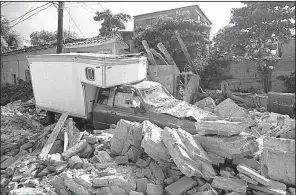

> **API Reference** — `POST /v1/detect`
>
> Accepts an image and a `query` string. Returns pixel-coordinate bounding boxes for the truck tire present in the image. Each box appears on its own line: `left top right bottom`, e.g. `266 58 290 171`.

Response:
45 111 55 125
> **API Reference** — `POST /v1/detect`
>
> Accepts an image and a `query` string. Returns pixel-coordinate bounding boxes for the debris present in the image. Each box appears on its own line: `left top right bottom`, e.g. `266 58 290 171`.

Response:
248 180 286 195
183 74 200 104
238 172 259 185
157 42 180 73
237 164 270 185
68 155 83 169
165 176 197 195
214 98 248 118
207 152 225 166
232 157 260 171
211 176 248 193
146 183 163 195
194 97 216 112
135 178 148 193
62 140 87 160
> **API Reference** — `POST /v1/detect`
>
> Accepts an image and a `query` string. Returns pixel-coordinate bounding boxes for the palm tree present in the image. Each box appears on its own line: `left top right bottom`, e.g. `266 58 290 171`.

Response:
93 9 131 36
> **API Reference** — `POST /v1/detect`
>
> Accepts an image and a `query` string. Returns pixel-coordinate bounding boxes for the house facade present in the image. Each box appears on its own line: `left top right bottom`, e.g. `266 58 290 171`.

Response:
1 36 128 85
133 4 212 29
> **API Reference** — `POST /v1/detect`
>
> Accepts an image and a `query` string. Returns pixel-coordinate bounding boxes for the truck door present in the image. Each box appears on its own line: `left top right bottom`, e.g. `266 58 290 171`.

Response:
108 88 149 125
92 87 112 129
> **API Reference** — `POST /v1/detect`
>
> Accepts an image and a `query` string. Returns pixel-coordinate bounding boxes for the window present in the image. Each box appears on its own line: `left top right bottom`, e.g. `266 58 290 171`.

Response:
85 67 95 81
114 90 143 110
97 88 110 105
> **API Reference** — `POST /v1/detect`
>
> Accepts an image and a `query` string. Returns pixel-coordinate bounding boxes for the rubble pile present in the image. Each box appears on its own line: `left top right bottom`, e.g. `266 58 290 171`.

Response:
0 99 295 195
1 80 33 106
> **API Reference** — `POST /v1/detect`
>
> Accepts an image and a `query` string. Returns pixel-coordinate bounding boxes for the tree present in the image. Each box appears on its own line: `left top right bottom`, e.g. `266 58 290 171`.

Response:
93 9 131 36
212 2 295 92
30 30 79 46
1 15 23 52
133 11 211 73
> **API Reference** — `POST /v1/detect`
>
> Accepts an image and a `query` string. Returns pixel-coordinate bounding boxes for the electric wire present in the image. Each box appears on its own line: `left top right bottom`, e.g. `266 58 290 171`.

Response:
15 2 38 25
64 6 85 38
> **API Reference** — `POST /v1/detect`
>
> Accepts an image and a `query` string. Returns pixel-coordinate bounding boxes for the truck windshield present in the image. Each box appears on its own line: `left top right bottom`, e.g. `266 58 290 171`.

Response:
140 86 173 107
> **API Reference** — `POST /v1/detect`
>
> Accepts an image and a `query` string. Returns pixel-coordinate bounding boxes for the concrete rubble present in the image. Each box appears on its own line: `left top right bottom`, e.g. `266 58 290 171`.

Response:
1 99 295 195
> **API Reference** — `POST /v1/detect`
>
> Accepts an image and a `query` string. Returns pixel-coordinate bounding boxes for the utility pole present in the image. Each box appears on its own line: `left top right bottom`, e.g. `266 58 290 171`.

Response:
56 1 64 53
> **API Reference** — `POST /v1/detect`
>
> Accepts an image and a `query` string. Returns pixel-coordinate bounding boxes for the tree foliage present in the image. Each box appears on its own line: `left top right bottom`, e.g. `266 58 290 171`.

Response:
30 30 79 46
133 11 211 73
277 72 295 93
1 15 23 52
94 9 131 36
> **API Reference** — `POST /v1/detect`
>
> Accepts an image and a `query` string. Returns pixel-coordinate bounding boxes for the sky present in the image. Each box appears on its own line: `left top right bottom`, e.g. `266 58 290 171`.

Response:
1 1 244 43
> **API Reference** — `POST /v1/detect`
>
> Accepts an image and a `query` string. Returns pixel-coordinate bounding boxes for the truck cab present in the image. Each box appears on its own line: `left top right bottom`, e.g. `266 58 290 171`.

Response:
92 81 198 134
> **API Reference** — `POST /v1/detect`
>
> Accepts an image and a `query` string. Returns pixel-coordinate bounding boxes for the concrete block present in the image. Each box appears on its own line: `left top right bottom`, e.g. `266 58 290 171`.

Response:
141 120 170 162
130 191 144 195
92 177 109 187
136 158 150 167
78 143 94 158
194 97 216 112
232 157 260 171
110 185 125 195
195 120 246 136
126 146 142 162
207 152 225 166
194 133 259 159
214 98 248 118
238 172 258 185
135 178 148 193
248 180 286 195
146 183 163 195
95 151 111 163
211 176 248 193
149 161 165 184
95 162 117 170
63 174 90 195
115 155 129 165
162 127 215 180
165 176 197 195
73 174 92 189
197 183 218 195
237 164 271 185
108 176 136 193
68 155 83 169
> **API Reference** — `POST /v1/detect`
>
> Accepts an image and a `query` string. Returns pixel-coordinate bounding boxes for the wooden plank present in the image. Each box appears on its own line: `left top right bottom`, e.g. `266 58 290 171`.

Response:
64 131 69 152
175 31 197 74
67 118 74 148
157 42 180 74
150 48 169 65
39 113 68 160
183 74 200 104
142 40 157 65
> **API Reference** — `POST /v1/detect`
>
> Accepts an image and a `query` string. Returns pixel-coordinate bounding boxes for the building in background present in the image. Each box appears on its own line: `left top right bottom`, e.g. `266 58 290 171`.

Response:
133 4 212 29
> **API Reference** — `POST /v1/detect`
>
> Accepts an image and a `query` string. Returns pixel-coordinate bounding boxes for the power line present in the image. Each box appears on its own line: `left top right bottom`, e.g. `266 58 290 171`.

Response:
15 2 37 25
1 2 11 7
79 2 96 14
10 3 51 23
98 2 105 11
11 3 53 28
83 2 97 12
64 6 85 38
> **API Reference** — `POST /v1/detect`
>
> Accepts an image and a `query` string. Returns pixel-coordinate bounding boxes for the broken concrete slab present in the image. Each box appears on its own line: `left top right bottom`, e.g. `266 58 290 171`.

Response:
68 155 83 169
238 172 258 185
130 191 144 195
165 176 197 195
232 157 260 171
136 158 150 168
162 127 216 180
211 176 248 193
214 98 248 118
135 178 148 193
194 97 216 112
94 151 111 163
73 174 92 189
141 120 170 162
146 183 163 195
8 187 45 195
195 120 247 136
288 188 295 195
194 133 259 159
95 162 117 170
115 156 129 165
149 161 165 184
261 137 295 185
207 152 225 166
237 164 271 185
62 140 87 160
126 146 142 162
62 173 90 195
197 183 218 195
248 180 286 195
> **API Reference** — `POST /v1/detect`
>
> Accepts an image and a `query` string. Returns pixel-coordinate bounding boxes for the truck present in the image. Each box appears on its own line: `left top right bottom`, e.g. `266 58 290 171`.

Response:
27 53 214 134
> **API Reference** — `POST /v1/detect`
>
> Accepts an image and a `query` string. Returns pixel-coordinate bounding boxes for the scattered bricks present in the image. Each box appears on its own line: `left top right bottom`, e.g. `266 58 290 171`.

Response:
108 176 137 193
95 162 117 170
62 140 87 160
207 152 225 166
237 164 271 185
149 161 165 184
232 157 260 171
162 127 215 180
195 120 246 136
83 134 99 144
261 137 295 185
165 176 197 195
111 185 126 194
141 121 170 162
214 98 248 118
115 156 129 165
238 172 258 185
197 183 218 195
136 158 150 167
92 177 109 187
211 176 248 193
194 133 259 159
63 173 90 195
146 183 163 195
95 151 111 163
194 97 216 112
78 143 94 158
289 188 295 195
142 168 152 179
248 180 286 195
130 191 144 195
50 176 69 195
68 155 83 169
73 174 92 189
135 178 148 193
126 146 142 162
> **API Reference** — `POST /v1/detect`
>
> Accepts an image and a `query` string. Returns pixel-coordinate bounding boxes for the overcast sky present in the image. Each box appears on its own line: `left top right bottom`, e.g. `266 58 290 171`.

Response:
2 1 243 42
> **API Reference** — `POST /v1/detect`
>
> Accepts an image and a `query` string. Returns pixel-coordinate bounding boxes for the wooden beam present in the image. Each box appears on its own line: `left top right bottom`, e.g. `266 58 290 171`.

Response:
183 74 200 104
150 48 169 65
142 40 157 65
67 118 74 148
157 42 180 74
175 31 197 74
39 113 68 160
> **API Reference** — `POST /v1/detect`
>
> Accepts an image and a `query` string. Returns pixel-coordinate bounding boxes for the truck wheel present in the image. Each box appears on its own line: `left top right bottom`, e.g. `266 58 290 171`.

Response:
45 111 56 125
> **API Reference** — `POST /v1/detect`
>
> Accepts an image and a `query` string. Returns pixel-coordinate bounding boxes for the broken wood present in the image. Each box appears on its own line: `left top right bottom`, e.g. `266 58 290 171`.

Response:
157 42 180 73
39 113 68 160
62 140 87 160
183 74 200 104
150 48 169 65
67 118 75 148
221 81 253 106
142 40 157 65
175 31 197 74
64 131 69 152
